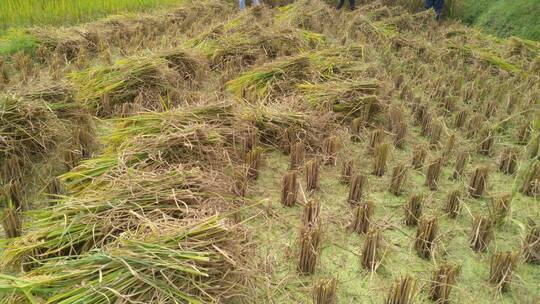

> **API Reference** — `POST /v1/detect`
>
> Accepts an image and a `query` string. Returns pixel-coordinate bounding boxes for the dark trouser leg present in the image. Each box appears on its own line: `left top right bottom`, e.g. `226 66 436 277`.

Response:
425 0 434 9
434 0 444 17
337 0 345 9
349 0 356 10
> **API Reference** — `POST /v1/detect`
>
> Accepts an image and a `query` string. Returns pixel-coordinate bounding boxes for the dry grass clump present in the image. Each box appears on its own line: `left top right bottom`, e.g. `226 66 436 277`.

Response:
372 143 390 176
389 163 408 196
489 251 519 292
442 134 456 161
428 264 461 304
246 148 262 180
404 194 423 226
469 167 489 198
523 225 540 264
361 229 383 272
1 207 21 239
351 117 364 140
306 158 321 191
322 136 341 166
466 114 485 139
352 201 374 234
290 141 305 169
415 216 438 259
384 275 416 304
470 216 494 252
498 147 518 174
313 277 338 304
490 194 512 224
0 217 252 303
454 108 469 129
348 174 367 204
368 129 385 153
444 190 461 219
298 221 322 275
477 126 495 156
303 200 321 227
411 146 427 170
429 119 444 148
281 170 299 207
340 159 355 184
425 157 444 191
516 122 532 145
452 150 469 179
233 166 249 198
521 162 540 197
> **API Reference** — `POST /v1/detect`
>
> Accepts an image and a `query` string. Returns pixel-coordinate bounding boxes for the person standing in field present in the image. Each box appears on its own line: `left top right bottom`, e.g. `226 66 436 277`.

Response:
425 0 444 20
336 0 356 11
240 0 260 10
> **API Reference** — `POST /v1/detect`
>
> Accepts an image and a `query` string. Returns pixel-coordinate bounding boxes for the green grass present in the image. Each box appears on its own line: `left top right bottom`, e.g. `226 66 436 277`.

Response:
450 0 540 40
0 0 188 32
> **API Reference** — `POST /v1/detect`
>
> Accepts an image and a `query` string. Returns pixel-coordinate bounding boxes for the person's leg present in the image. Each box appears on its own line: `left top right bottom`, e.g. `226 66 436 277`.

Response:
336 0 345 10
425 0 434 10
434 0 444 19
349 0 356 10
239 0 246 10
252 0 260 7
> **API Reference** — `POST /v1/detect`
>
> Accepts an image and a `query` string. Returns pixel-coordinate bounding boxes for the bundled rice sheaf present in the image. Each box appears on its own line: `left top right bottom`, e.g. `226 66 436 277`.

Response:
61 104 238 193
0 96 66 185
69 49 203 115
275 0 334 33
188 22 326 71
239 101 334 150
298 78 380 120
226 47 364 101
0 216 252 304
2 166 235 268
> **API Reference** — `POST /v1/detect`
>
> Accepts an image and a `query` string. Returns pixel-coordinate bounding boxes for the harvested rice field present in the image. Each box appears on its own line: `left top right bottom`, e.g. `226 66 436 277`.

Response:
0 0 539 303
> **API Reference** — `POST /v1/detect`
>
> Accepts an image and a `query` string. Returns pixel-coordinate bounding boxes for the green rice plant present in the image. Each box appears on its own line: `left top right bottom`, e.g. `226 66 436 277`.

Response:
0 29 38 56
0 216 249 303
1 166 233 268
0 0 190 30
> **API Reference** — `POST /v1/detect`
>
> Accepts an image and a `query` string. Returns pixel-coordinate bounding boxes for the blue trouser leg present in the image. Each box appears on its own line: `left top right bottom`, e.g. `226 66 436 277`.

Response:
239 0 246 10
425 0 434 9
349 0 355 10
434 0 444 16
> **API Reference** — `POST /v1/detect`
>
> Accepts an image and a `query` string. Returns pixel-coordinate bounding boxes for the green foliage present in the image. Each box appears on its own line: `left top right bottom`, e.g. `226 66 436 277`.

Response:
450 0 540 40
0 0 189 30
0 30 37 56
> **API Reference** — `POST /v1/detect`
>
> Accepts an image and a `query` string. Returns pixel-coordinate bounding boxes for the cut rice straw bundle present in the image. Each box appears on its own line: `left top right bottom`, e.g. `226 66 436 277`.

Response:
0 216 251 303
2 166 234 267
313 277 337 304
384 275 416 304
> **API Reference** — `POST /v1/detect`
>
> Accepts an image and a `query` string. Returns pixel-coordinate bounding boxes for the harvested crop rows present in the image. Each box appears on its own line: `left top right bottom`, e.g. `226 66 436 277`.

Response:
0 0 539 303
